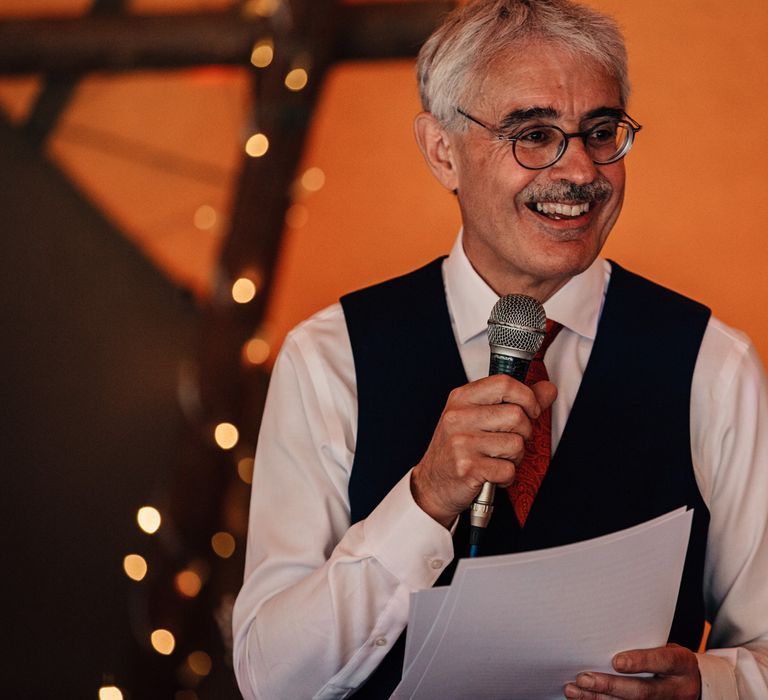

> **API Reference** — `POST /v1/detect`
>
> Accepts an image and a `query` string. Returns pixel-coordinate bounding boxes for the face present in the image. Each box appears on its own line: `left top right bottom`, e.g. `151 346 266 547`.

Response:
443 43 626 299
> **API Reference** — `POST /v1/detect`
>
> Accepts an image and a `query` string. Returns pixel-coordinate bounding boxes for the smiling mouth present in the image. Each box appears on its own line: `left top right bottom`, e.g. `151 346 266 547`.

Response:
527 201 591 220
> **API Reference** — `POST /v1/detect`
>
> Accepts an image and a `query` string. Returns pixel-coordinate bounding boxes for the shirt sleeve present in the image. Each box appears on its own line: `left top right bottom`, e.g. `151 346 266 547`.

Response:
232 306 454 700
691 320 768 699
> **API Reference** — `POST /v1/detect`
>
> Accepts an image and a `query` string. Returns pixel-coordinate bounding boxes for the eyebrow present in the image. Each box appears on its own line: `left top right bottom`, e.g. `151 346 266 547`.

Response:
498 105 625 130
499 107 558 130
583 106 625 121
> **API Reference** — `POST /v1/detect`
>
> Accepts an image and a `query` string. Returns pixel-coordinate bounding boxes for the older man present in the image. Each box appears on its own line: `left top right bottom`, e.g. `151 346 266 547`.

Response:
233 1 768 698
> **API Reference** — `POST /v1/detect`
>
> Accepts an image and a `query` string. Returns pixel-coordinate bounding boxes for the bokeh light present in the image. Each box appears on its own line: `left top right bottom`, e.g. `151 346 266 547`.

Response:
242 0 280 17
211 531 236 559
137 506 161 534
232 277 257 304
214 422 239 450
237 456 255 483
285 203 309 228
175 569 203 598
242 337 271 366
123 554 148 581
250 40 274 68
301 167 326 192
150 629 176 656
187 650 213 677
245 133 269 157
99 686 123 700
285 68 308 91
193 205 217 230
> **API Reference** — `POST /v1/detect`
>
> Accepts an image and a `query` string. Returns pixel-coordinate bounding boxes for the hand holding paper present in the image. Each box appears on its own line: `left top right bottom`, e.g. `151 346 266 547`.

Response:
564 643 701 699
393 508 694 700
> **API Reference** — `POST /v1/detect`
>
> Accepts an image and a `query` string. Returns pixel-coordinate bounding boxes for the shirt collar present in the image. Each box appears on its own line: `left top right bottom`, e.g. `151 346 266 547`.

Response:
443 230 609 345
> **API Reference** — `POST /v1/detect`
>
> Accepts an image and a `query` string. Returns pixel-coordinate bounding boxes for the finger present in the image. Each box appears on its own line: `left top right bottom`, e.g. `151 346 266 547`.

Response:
456 432 526 478
563 645 701 699
442 401 531 433
531 379 558 411
456 375 542 418
565 671 650 699
476 430 527 461
463 402 535 439
437 409 531 457
613 644 697 676
564 680 619 700
472 454 518 488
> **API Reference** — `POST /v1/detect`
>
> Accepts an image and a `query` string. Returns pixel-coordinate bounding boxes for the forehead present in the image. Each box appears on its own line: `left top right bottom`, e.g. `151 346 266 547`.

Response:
474 42 622 121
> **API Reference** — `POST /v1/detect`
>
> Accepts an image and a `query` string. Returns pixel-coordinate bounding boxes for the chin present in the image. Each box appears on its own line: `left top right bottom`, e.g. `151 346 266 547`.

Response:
535 237 603 277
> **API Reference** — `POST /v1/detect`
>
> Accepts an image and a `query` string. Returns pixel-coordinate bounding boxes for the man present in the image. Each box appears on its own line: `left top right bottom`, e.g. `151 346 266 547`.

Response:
233 1 768 698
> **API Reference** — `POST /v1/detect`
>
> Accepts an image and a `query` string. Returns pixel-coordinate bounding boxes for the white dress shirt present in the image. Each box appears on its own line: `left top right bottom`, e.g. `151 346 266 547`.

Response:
233 234 768 700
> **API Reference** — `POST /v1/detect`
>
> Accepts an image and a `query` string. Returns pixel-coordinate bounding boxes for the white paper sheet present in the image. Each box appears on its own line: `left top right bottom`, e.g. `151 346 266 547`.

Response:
393 508 693 699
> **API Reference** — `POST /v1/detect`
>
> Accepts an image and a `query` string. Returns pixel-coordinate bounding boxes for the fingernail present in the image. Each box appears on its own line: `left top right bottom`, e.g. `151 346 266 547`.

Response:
563 684 582 698
613 654 629 671
576 672 595 688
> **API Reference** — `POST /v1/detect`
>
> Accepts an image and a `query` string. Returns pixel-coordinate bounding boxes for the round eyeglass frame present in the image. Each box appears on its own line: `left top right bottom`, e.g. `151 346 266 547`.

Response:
455 107 643 171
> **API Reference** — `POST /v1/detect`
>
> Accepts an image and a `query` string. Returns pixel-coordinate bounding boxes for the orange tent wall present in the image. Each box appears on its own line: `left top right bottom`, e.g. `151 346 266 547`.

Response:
267 0 768 366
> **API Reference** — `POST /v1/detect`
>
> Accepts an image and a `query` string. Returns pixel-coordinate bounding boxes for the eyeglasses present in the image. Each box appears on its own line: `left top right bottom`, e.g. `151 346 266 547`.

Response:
455 107 642 170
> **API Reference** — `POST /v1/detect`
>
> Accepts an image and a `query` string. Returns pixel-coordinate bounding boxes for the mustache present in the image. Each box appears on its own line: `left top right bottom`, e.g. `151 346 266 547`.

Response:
522 178 613 204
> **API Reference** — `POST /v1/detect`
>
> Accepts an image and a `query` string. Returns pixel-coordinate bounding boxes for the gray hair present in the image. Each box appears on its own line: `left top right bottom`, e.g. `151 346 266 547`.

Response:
417 0 630 129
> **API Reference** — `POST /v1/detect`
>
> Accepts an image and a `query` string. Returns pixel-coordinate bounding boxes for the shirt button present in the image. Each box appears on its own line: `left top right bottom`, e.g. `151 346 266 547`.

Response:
374 638 387 647
430 559 444 570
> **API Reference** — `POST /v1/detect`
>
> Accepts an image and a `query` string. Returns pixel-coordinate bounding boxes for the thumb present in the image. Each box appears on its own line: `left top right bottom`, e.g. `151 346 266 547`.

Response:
531 380 557 412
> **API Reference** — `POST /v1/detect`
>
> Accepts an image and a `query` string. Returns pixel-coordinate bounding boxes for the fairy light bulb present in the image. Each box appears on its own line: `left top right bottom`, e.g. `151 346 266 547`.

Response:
245 133 269 157
137 506 161 534
214 422 239 450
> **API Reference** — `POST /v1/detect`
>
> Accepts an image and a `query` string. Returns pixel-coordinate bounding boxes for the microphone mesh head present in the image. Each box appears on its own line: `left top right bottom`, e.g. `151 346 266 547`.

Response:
487 294 547 355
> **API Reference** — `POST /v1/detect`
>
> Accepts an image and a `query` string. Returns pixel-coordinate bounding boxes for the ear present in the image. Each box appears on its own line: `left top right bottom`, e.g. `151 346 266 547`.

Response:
413 111 460 192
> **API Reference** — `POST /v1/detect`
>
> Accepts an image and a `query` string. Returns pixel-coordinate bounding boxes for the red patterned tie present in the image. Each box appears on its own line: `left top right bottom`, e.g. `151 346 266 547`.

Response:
506 319 563 526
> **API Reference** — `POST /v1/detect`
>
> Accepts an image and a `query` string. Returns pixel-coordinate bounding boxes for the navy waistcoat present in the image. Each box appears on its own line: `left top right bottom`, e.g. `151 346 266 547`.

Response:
340 258 711 698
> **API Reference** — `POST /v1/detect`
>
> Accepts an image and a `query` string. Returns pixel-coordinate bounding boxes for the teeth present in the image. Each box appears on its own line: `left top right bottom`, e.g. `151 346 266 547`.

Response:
535 201 590 217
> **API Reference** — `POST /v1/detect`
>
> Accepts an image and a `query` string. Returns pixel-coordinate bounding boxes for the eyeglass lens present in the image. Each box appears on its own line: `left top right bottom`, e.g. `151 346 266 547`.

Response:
513 121 632 169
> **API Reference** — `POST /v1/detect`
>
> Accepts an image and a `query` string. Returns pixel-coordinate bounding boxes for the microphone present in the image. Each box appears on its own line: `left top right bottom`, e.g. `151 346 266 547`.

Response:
468 294 547 557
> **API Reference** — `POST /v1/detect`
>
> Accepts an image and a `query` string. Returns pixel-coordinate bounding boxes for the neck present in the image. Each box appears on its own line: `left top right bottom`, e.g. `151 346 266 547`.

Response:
467 256 572 302
495 275 571 303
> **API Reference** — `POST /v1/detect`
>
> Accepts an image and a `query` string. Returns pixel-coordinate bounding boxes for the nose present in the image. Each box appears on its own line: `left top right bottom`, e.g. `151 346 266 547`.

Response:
549 136 599 185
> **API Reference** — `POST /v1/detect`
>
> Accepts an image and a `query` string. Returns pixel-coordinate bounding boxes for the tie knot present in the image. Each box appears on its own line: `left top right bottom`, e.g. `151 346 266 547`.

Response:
535 319 563 360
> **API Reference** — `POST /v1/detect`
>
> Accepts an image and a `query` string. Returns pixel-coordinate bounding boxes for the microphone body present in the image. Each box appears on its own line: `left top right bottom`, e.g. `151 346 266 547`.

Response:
468 294 546 553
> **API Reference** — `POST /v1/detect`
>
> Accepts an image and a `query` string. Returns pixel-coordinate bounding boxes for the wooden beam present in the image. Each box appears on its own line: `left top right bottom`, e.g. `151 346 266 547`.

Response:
0 3 455 75
23 0 130 146
335 1 454 61
0 12 269 75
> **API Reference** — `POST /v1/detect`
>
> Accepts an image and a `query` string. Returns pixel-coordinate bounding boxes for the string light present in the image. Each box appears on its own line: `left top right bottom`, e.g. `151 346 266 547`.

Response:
137 506 161 534
193 205 217 230
250 39 274 69
211 531 236 559
242 337 271 366
151 629 176 656
245 133 269 158
99 686 123 700
285 68 309 92
232 278 257 304
301 166 326 192
237 456 255 483
242 0 280 17
187 651 213 677
214 422 239 450
285 203 309 228
175 569 203 598
123 554 148 581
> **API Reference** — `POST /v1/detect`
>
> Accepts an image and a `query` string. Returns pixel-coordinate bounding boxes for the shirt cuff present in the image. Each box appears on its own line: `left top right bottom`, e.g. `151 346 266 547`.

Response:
362 469 454 590
696 651 738 700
